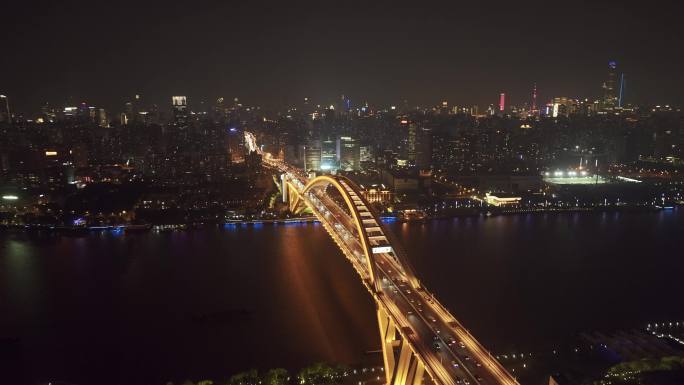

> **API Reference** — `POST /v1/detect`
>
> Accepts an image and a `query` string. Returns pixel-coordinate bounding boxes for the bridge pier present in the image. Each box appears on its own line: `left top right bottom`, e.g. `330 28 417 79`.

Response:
288 187 301 213
281 175 302 213
378 306 427 385
281 174 288 203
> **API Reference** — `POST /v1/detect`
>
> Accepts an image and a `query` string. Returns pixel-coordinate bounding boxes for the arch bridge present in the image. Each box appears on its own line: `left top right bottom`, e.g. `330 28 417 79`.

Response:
277 170 520 385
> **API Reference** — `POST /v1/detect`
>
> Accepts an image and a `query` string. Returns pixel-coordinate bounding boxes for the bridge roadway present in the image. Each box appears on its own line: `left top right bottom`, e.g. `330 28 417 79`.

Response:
251 139 518 385
309 184 516 385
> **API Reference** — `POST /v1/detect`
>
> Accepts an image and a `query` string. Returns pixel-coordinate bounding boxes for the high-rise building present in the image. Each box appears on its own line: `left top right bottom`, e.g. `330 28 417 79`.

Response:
120 95 145 124
88 107 108 127
39 103 56 121
121 101 133 125
602 61 618 111
0 95 11 124
360 145 373 163
132 94 144 123
227 127 245 162
172 96 188 126
499 93 506 112
415 126 432 172
551 97 578 117
336 136 360 171
320 138 337 171
618 73 625 108
304 142 321 173
407 122 417 165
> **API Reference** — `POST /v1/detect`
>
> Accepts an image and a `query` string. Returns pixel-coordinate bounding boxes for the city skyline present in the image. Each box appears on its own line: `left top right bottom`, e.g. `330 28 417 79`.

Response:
2 2 684 385
2 1 684 113
0 59 677 121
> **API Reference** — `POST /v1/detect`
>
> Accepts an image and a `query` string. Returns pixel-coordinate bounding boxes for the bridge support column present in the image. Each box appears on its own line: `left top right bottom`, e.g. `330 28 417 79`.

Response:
288 187 302 213
281 174 288 203
377 306 426 385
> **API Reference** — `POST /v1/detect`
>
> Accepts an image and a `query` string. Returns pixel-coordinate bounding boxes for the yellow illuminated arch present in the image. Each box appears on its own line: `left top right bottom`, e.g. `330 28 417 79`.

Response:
288 175 379 286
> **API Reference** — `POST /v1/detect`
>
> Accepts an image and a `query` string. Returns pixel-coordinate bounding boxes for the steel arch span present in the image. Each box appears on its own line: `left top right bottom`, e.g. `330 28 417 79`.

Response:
280 173 520 385
290 175 389 285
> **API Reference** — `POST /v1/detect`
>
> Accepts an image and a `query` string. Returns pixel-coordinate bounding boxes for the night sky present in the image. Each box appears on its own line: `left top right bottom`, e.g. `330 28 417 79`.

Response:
3 1 684 113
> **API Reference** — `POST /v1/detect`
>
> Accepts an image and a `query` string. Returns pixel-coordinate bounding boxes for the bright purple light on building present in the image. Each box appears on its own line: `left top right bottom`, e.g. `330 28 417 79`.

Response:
229 127 237 133
499 93 505 112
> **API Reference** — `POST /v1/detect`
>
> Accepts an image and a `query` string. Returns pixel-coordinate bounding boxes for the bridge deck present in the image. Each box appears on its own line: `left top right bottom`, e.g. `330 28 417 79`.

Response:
251 133 519 385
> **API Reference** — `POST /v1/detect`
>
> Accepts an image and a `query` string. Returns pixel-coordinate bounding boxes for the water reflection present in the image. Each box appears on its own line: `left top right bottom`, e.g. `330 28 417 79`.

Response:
392 210 684 352
0 210 683 384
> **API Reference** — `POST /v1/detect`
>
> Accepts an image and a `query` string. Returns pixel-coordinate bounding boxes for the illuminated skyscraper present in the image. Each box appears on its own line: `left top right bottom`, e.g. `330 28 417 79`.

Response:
602 61 618 110
0 95 11 124
337 136 360 171
551 97 578 117
227 127 245 162
499 93 505 112
172 96 188 126
89 107 108 127
304 143 322 173
320 138 337 171
415 126 432 172
407 122 417 164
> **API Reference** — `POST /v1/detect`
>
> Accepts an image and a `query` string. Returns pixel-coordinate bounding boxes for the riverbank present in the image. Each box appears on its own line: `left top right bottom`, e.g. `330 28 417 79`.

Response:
0 205 677 234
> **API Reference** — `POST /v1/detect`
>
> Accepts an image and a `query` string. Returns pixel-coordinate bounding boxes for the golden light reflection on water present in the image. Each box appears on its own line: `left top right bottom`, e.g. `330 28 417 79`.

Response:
2 240 42 310
275 225 337 358
273 224 378 363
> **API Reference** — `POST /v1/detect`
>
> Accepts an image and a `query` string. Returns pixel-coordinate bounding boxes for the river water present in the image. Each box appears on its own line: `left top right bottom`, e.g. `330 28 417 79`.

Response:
1 210 683 385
